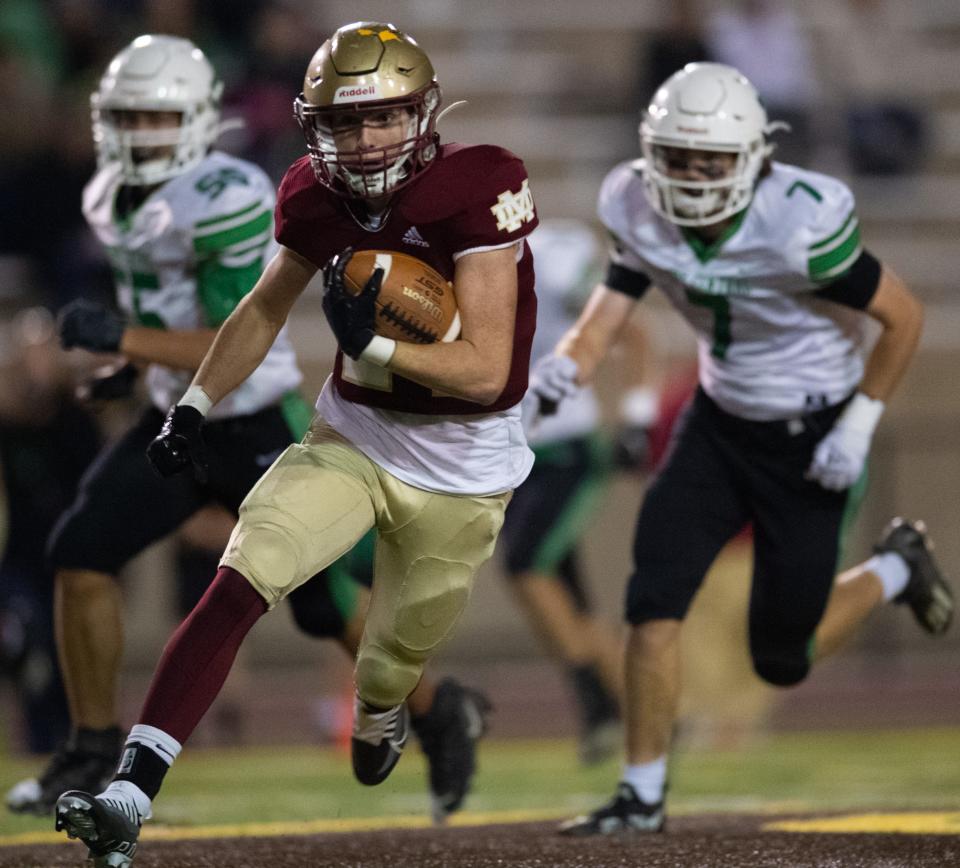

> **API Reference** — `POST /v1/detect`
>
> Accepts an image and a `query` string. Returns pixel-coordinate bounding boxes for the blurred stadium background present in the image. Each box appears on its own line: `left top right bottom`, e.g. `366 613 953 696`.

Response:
1 0 959 809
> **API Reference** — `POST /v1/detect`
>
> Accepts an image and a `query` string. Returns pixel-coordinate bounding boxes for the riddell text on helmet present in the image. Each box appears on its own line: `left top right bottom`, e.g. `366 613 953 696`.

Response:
334 84 382 103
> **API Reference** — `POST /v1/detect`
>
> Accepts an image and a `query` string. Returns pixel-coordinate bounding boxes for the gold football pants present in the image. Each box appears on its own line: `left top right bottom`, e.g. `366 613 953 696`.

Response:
222 419 509 707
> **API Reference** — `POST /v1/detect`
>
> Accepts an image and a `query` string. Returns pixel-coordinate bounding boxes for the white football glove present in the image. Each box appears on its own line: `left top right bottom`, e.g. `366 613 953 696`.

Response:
806 392 884 491
529 353 580 408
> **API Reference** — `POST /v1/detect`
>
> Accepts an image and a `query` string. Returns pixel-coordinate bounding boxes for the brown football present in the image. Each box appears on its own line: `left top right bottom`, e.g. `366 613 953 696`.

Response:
343 250 461 344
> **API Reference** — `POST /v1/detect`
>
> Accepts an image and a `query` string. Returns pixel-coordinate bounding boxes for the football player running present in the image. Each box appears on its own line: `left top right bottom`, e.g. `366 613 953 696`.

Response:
532 63 953 836
53 22 537 866
5 34 489 832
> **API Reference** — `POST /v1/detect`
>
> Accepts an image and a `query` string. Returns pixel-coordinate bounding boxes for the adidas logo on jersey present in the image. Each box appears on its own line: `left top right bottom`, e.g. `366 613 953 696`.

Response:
401 226 429 247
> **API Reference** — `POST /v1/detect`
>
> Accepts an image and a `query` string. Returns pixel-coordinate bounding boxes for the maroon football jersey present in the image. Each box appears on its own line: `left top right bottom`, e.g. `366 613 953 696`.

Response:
275 143 538 415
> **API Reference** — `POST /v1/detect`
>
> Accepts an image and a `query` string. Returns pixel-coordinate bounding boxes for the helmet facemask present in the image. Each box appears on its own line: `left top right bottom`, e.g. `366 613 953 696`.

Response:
296 84 441 199
641 137 767 227
93 108 202 186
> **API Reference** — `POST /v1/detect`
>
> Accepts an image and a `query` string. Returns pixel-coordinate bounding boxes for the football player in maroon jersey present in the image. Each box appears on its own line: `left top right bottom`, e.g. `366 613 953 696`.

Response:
5 33 485 833
55 22 539 864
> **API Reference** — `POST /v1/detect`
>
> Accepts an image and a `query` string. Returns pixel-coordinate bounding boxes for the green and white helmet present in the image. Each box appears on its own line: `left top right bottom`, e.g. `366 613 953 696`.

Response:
91 35 226 185
640 62 784 226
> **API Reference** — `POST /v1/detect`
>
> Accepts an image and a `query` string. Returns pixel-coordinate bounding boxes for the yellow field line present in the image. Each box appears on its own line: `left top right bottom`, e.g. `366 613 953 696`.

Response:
765 812 960 835
0 808 570 848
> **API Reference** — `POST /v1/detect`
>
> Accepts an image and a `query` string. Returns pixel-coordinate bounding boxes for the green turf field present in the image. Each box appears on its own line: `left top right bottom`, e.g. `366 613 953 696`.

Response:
3 727 960 839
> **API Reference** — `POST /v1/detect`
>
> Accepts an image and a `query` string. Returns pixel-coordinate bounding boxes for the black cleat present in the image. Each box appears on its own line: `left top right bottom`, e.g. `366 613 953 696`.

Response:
411 678 492 824
6 727 122 815
559 782 665 836
875 518 954 635
578 718 622 767
351 699 409 786
569 665 621 766
55 790 140 867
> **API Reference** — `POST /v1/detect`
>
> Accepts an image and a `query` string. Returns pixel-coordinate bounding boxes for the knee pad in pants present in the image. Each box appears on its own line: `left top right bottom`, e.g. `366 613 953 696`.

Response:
355 555 473 708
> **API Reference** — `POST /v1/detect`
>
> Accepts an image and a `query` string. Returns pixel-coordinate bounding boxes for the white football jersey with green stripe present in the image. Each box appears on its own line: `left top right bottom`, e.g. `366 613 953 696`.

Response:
83 151 302 419
599 160 869 421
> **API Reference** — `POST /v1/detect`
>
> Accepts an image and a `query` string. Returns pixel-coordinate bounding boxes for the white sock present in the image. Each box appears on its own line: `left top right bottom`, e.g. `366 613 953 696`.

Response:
865 552 910 601
100 780 153 822
127 724 182 765
622 756 668 804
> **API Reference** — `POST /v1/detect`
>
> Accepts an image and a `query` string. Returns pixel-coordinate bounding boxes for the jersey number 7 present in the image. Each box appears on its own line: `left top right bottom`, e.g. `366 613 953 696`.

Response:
685 288 731 360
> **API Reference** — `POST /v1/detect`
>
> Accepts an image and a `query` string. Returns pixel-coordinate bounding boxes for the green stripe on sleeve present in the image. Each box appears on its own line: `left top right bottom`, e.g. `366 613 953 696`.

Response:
221 234 273 259
194 199 262 229
193 210 272 253
808 225 862 280
809 211 856 252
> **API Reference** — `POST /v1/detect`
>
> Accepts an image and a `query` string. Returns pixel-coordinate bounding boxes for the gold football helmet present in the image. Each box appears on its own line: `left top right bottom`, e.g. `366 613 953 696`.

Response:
294 22 442 198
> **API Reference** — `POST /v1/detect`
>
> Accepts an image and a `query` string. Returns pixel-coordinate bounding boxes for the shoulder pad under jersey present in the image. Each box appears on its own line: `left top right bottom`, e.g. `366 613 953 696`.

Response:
185 154 276 255
597 159 653 240
398 143 535 229
762 164 861 285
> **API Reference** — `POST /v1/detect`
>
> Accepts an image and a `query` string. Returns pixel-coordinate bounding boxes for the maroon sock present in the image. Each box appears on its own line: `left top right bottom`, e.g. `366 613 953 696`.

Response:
139 566 267 744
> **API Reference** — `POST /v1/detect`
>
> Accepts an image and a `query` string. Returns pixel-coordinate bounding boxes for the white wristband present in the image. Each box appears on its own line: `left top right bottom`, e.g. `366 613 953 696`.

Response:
178 385 213 417
359 335 397 367
840 391 885 436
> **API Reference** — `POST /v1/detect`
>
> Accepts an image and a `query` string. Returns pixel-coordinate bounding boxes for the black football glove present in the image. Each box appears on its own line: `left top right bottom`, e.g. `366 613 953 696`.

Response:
612 423 651 471
77 362 139 403
146 404 209 483
321 247 384 360
57 299 126 353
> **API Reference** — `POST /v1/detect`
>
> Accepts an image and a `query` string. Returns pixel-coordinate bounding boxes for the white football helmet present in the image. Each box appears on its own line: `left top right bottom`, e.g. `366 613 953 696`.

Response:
91 35 226 186
640 62 784 227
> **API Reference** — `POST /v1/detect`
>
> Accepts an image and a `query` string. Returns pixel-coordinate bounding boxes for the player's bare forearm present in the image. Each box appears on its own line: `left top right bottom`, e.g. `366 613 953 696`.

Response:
389 336 512 405
387 245 518 405
615 308 660 391
556 284 637 383
860 265 923 401
120 327 218 371
192 246 315 405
